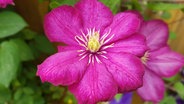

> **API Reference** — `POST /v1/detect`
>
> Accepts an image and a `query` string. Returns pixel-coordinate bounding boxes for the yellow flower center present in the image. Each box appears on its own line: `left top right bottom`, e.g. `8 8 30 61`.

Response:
87 32 100 52
141 51 149 64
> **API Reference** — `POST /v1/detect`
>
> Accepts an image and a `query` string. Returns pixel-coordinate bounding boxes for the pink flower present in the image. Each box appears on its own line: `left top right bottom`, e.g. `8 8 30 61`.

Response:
137 20 184 103
37 0 147 103
0 0 14 8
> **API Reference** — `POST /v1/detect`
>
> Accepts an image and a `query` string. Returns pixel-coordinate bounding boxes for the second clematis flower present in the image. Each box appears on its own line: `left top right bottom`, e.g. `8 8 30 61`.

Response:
0 0 14 8
137 19 184 103
37 0 147 103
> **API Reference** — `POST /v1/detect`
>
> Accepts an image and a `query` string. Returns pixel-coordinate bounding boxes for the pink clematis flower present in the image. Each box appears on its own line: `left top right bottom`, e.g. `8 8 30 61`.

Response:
0 0 14 8
137 19 184 103
37 0 147 103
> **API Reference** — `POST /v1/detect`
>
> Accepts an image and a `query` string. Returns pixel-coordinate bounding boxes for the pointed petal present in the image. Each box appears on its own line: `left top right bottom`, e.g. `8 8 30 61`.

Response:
75 0 113 31
0 0 14 8
44 5 83 45
103 52 144 92
139 20 169 51
69 63 118 104
147 46 184 77
137 69 165 102
103 12 141 44
57 46 84 52
105 34 147 57
37 50 88 86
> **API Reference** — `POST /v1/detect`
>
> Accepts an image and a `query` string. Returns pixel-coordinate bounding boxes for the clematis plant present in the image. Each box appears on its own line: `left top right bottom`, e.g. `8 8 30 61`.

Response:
0 0 14 8
136 17 184 103
37 0 147 103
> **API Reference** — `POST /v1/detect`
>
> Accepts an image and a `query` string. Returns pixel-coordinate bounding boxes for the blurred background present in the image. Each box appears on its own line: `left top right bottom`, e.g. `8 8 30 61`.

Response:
0 0 184 104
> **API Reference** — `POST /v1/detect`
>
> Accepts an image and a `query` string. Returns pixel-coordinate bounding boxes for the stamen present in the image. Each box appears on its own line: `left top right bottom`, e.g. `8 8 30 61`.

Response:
103 34 115 44
88 54 92 64
95 55 102 63
101 43 114 50
77 50 85 52
75 36 87 48
81 30 88 42
79 54 88 61
141 51 150 64
76 28 115 64
79 52 87 56
100 29 111 44
100 55 108 59
92 55 95 65
97 51 107 54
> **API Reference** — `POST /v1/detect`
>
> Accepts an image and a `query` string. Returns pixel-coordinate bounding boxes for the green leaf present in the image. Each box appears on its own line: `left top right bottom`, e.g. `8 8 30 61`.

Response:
148 3 184 11
0 41 20 87
50 0 77 9
49 1 61 9
161 11 171 19
0 11 27 38
100 0 121 14
131 0 142 11
21 29 37 40
164 74 180 82
11 38 34 61
0 84 11 103
169 31 177 39
34 35 56 54
160 96 176 104
174 82 184 99
114 94 123 101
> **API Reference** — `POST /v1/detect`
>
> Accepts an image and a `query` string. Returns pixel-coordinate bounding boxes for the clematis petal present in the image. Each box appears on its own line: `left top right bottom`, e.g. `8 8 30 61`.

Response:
57 46 84 52
44 5 83 45
105 33 147 57
103 12 141 44
37 50 88 86
0 0 14 8
102 52 144 92
69 63 118 104
137 69 165 102
139 20 169 51
75 0 113 32
147 46 184 77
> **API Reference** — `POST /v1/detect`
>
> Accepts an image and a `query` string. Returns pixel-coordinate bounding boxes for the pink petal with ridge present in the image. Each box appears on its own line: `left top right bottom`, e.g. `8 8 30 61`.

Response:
0 0 14 8
37 50 88 86
105 34 147 57
69 63 117 104
103 12 141 44
147 46 184 77
75 0 113 32
103 52 144 92
44 5 83 45
139 20 169 51
137 69 165 102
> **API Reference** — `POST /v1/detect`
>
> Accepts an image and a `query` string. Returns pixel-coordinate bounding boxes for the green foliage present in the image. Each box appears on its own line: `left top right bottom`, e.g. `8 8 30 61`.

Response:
169 31 177 39
0 0 183 104
100 0 121 14
11 38 34 61
34 35 56 54
161 11 171 19
50 0 78 9
0 84 11 103
114 94 122 101
0 41 20 87
174 82 184 99
0 11 27 38
164 74 180 82
160 96 176 104
148 3 184 11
